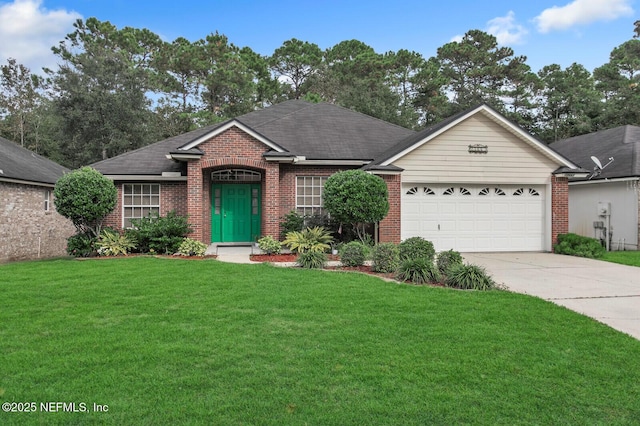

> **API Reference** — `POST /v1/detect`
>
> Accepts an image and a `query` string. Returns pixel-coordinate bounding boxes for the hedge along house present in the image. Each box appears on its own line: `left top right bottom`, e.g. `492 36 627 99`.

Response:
0 136 75 262
92 100 584 252
550 126 640 251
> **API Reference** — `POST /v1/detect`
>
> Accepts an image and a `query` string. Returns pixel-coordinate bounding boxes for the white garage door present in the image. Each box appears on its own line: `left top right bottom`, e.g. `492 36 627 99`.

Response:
402 184 545 252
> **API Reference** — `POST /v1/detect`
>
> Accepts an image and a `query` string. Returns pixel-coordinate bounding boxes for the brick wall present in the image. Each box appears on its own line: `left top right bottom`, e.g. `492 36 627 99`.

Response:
0 181 75 262
551 175 569 250
378 174 401 243
103 181 188 230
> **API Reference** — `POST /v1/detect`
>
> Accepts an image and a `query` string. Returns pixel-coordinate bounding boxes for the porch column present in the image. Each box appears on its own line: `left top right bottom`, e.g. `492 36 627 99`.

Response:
378 174 401 243
551 175 569 250
187 162 204 242
263 164 280 239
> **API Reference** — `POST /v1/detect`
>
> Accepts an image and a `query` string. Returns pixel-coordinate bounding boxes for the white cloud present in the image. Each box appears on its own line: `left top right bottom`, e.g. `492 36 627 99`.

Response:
487 11 528 45
449 11 527 47
0 0 81 73
534 0 633 33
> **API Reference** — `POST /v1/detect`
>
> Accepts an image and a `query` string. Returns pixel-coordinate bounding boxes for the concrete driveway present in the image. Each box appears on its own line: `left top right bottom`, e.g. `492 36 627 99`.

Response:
462 252 640 340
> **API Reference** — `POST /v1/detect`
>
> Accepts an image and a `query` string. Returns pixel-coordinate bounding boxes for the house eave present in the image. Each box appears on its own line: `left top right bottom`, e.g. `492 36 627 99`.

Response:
102 174 188 182
0 176 55 187
569 176 640 186
166 153 203 161
296 159 369 166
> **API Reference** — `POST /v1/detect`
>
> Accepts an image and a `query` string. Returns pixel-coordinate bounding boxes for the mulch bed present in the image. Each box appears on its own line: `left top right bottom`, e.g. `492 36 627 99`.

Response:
249 253 340 262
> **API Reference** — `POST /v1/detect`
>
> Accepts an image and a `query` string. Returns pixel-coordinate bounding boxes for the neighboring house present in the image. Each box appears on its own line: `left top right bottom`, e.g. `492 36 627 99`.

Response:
92 101 583 252
0 137 75 262
550 126 640 251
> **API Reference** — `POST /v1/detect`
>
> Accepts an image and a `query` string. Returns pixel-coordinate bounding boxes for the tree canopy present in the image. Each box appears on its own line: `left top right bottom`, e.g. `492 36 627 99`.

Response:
1 20 640 167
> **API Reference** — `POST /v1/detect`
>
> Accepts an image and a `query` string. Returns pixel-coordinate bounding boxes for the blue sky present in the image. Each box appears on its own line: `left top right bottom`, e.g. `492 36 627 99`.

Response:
0 0 636 75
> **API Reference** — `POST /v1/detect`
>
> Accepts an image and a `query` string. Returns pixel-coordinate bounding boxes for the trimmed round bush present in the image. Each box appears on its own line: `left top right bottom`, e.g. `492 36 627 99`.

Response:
399 237 435 262
340 241 367 267
445 263 495 290
554 233 605 258
396 258 442 284
437 249 464 274
372 243 400 273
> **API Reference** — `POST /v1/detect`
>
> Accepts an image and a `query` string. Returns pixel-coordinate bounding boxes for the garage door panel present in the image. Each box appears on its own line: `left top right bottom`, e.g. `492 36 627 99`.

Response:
402 184 545 252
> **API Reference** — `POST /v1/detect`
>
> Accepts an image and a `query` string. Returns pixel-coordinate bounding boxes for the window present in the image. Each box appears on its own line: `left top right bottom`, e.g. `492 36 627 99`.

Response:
443 187 455 195
123 184 160 227
406 186 418 195
459 187 471 195
423 187 435 195
296 176 327 216
44 190 51 212
479 187 490 196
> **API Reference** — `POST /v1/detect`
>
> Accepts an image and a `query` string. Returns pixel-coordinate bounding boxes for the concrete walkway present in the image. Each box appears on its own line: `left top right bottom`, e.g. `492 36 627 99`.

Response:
463 252 640 340
206 244 258 264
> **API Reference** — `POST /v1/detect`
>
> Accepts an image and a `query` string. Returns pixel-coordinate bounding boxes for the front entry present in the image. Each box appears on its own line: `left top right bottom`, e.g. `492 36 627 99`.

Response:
211 184 261 242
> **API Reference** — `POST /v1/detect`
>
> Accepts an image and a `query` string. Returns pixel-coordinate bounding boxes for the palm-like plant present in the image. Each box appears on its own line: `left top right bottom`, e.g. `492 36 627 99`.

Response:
283 226 333 253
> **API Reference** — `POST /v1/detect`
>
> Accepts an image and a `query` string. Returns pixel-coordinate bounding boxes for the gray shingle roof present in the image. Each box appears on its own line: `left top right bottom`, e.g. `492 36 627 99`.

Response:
92 100 415 175
0 136 69 185
549 126 640 180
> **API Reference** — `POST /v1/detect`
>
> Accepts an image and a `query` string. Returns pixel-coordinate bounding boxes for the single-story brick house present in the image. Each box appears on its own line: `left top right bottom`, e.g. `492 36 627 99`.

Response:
550 125 640 251
0 137 75 262
92 100 584 252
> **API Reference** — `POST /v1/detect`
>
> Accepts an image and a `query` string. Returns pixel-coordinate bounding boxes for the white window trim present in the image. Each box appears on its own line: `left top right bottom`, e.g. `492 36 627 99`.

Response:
296 176 328 216
122 183 161 228
44 189 51 212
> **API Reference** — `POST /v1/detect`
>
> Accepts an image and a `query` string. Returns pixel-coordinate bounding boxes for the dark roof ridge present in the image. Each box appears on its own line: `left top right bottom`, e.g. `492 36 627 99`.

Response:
243 99 315 129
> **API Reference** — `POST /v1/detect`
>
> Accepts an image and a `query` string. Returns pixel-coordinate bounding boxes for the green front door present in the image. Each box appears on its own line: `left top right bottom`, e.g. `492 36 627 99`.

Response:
211 184 260 242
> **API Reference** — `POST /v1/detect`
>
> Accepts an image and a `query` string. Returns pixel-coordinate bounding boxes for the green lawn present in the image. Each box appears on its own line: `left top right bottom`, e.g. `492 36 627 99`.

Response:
1 257 639 425
602 250 640 267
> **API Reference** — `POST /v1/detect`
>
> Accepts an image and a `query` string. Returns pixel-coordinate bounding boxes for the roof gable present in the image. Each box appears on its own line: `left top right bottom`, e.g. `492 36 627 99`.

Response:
374 104 577 169
0 136 69 185
178 120 287 153
550 125 640 180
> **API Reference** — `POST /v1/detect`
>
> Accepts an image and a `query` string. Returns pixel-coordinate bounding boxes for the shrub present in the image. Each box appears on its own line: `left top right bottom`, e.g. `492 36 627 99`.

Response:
398 237 435 262
340 241 367 267
96 229 136 256
323 170 389 242
372 243 400 273
177 238 207 256
280 210 305 239
128 211 192 254
257 235 282 255
554 233 605 259
437 249 464 274
297 251 327 269
445 264 495 290
283 227 333 254
66 232 98 257
54 166 117 238
396 258 442 284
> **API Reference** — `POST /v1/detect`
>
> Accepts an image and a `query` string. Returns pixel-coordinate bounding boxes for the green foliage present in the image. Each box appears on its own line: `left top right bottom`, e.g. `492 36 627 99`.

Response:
96 229 136 256
53 167 117 238
437 249 464 274
257 235 282 255
396 258 442 284
554 233 606 258
445 264 496 290
177 238 207 257
128 211 192 254
398 237 435 262
66 232 98 257
340 241 367 267
296 250 327 269
372 243 400 273
280 210 305 239
323 170 389 242
283 226 333 254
